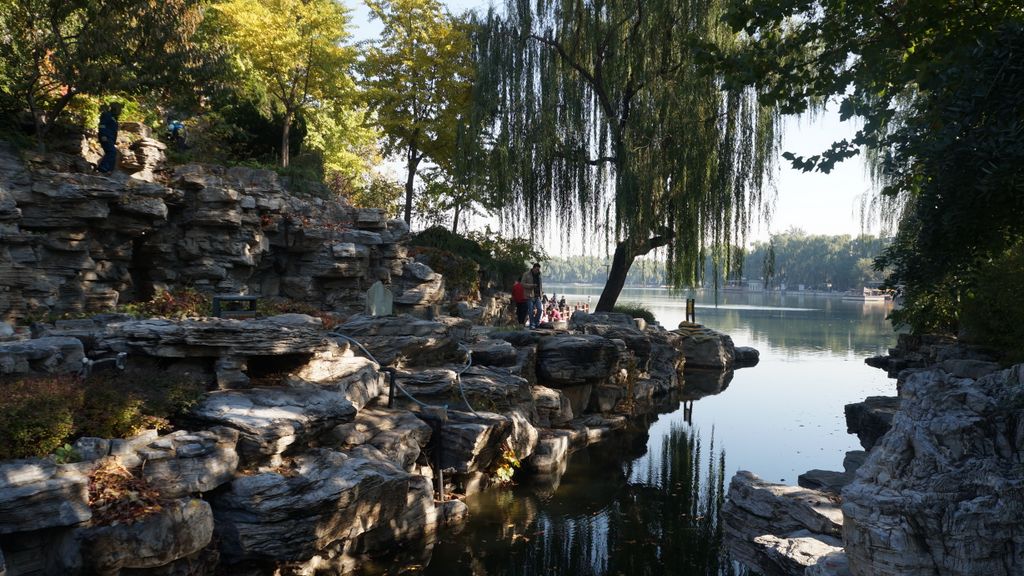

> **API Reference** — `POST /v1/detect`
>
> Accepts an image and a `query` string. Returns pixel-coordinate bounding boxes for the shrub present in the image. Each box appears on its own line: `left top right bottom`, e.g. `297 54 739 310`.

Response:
0 375 82 460
613 303 656 324
119 288 211 319
0 371 207 459
960 243 1024 362
409 245 480 297
256 298 344 330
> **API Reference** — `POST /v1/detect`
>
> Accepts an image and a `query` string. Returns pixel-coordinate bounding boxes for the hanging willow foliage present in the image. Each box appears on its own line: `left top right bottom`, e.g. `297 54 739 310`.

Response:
465 0 780 308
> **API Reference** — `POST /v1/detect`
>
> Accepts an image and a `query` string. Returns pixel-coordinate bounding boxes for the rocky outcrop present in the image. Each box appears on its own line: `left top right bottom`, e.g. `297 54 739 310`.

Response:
0 460 91 534
212 448 433 564
843 396 899 450
76 497 213 574
675 322 736 368
722 471 845 576
336 314 470 366
0 145 441 322
0 336 84 376
842 365 1024 576
188 384 356 465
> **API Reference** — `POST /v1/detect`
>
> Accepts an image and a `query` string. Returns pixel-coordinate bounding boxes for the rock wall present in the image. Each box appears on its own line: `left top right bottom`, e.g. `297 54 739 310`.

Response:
842 364 1024 576
0 143 442 321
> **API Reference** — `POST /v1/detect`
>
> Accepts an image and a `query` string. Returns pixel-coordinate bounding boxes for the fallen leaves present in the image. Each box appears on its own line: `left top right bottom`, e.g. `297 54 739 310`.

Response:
87 458 165 526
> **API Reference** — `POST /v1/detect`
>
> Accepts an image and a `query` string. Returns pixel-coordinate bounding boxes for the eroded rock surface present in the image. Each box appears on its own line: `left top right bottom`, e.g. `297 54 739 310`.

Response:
842 365 1024 576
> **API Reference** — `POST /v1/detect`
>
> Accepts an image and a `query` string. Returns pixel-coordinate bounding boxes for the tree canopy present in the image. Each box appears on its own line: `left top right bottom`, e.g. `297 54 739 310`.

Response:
360 0 475 224
469 0 779 310
0 0 206 146
214 0 356 168
719 0 1024 340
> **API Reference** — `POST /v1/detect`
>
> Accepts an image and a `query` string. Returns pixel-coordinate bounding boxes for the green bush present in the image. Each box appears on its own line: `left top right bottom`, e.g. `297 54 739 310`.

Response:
613 303 656 324
0 376 82 460
0 371 207 459
119 288 211 319
961 243 1024 362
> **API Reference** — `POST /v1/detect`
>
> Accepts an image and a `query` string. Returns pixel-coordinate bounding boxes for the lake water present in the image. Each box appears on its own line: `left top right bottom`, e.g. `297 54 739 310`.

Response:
366 286 899 576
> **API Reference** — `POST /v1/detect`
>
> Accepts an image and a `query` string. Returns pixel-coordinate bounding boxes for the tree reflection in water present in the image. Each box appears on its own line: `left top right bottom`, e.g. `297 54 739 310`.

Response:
401 420 741 576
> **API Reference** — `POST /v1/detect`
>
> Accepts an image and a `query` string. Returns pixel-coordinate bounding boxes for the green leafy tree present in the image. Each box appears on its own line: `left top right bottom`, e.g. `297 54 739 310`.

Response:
359 0 475 225
0 0 205 147
719 0 1024 336
469 0 779 311
214 0 356 168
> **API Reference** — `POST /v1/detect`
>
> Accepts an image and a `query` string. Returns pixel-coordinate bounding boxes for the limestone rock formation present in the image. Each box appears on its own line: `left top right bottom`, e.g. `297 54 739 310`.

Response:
212 449 431 564
722 471 845 576
188 384 356 464
842 365 1024 576
0 147 441 322
0 336 84 376
0 460 91 534
675 322 736 368
843 396 899 450
335 314 470 366
76 497 213 573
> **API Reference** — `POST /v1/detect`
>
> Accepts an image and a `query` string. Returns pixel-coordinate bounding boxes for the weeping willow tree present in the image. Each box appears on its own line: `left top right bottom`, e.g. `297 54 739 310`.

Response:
468 0 779 310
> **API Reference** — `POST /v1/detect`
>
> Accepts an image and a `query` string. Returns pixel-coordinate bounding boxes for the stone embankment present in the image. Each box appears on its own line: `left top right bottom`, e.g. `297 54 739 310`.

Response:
0 309 752 575
0 140 442 322
722 334 1023 576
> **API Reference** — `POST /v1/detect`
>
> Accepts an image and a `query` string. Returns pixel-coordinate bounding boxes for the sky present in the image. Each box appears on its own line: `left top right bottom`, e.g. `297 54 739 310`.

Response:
347 0 881 252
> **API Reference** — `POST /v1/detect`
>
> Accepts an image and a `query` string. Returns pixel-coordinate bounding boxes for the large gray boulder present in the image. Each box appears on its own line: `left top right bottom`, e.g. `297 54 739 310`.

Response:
288 340 384 411
842 365 1024 576
0 336 84 375
188 384 356 463
76 497 213 573
844 396 900 450
99 314 326 358
335 314 470 366
212 449 433 563
328 407 432 472
439 410 513 474
536 334 620 387
722 471 844 576
675 322 736 369
0 460 91 534
137 428 240 498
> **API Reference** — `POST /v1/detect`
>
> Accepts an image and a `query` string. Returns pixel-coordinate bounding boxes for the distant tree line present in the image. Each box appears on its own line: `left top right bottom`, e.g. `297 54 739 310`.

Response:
544 231 890 292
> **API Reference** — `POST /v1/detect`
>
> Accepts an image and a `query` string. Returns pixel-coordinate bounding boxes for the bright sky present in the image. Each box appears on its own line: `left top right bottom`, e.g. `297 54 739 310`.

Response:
347 0 881 252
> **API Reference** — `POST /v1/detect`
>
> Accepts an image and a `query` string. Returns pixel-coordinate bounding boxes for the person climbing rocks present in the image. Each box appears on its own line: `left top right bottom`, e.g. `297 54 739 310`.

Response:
168 118 188 150
511 279 528 327
97 102 123 174
520 262 543 329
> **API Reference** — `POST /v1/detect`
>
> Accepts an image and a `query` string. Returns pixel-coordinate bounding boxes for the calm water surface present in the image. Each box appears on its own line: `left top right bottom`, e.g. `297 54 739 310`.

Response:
368 287 899 576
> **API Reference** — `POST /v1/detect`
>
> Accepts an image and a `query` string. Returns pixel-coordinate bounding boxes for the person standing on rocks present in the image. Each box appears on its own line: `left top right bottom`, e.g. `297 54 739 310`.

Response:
97 102 123 174
521 262 543 329
511 279 528 327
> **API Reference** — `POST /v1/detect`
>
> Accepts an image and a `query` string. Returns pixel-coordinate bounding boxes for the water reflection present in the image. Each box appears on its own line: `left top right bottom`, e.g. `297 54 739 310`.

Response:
406 404 739 576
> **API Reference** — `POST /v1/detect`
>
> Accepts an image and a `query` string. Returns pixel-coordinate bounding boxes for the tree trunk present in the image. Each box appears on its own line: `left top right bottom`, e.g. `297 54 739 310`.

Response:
280 110 294 168
403 144 421 225
595 229 675 312
451 203 461 235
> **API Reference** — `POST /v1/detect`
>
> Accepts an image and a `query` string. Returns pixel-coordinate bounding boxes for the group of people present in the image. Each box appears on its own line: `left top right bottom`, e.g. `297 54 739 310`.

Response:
511 263 591 329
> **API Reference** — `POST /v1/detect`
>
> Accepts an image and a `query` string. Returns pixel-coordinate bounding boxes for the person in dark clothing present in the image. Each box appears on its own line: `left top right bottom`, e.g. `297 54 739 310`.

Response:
97 102 123 174
520 262 543 329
